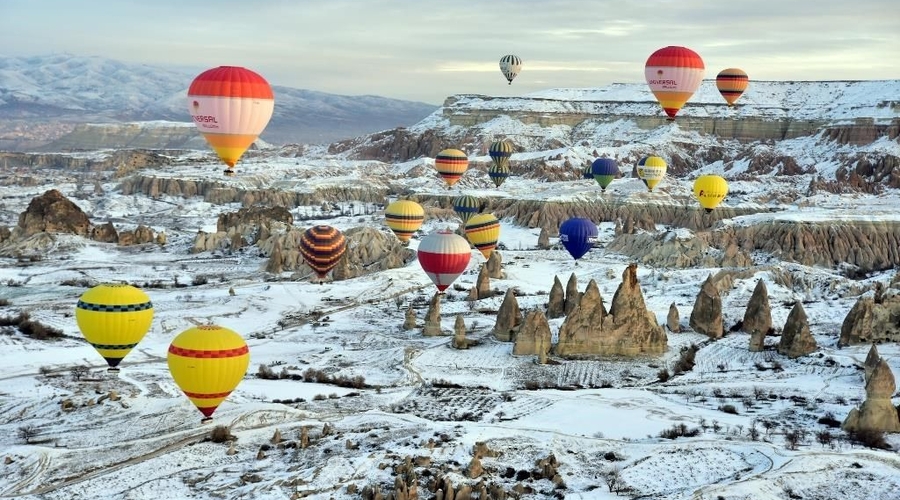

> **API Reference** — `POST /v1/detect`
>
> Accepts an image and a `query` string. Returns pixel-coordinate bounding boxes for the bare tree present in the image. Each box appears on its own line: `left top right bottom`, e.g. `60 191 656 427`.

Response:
18 425 38 444
71 365 89 381
604 465 622 494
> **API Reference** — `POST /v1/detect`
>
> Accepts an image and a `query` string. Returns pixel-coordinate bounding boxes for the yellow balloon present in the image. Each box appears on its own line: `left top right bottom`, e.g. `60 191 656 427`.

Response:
75 283 153 371
693 175 729 212
167 325 250 423
384 200 425 243
637 156 667 192
465 213 500 259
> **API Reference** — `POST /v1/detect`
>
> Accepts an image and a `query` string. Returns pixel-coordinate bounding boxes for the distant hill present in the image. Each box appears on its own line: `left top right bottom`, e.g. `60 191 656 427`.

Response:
0 54 438 149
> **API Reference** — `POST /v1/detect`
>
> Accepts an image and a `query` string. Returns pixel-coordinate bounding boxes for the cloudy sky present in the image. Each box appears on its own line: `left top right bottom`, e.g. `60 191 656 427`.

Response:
2 0 897 104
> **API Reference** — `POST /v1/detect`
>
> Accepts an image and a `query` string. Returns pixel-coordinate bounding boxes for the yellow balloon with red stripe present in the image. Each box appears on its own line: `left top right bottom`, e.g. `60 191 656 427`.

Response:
465 213 501 259
188 66 275 175
75 283 154 371
385 200 425 243
167 325 250 422
434 149 469 187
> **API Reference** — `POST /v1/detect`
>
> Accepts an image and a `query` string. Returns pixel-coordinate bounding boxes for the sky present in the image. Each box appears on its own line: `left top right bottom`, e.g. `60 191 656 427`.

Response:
2 0 898 105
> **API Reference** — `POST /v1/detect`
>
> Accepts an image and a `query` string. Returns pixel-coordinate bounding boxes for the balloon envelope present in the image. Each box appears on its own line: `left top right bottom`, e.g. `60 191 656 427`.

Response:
488 163 510 188
693 175 729 212
499 54 522 84
716 68 749 106
488 141 513 168
637 156 667 192
299 225 347 280
559 218 598 261
385 200 425 243
75 283 153 370
167 325 249 421
417 230 471 292
187 66 275 174
591 158 619 191
434 149 469 187
644 46 705 120
465 213 501 259
453 195 481 223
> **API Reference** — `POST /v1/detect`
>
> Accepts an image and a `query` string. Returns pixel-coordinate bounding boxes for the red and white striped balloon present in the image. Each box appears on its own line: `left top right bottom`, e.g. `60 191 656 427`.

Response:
417 230 472 292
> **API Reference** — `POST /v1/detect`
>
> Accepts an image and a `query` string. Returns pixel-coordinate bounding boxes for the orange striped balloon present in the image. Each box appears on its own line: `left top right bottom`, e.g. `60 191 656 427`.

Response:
167 325 249 423
644 46 705 120
385 200 425 243
716 68 749 106
434 149 469 187
299 225 347 280
188 66 275 175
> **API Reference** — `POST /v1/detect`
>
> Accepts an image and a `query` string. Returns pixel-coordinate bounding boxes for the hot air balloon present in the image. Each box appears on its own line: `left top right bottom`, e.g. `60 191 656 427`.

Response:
559 218 598 261
385 200 425 244
453 195 481 223
434 149 469 188
465 213 501 259
716 68 749 106
644 46 705 120
489 163 511 188
167 324 249 424
75 283 154 372
299 225 347 281
637 156 667 192
499 54 522 85
693 175 729 212
187 66 275 176
417 230 472 292
592 158 619 192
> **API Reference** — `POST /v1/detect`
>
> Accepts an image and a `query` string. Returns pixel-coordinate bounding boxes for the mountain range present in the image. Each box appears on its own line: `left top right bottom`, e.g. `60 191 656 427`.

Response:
0 54 438 149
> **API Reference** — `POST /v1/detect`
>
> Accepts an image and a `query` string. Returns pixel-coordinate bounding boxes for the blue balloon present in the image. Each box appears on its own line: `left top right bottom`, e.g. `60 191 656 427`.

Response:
559 217 598 260
591 158 619 177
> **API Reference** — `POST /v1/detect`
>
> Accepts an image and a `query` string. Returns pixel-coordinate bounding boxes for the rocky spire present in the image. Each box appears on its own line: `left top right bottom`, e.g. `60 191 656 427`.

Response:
537 227 551 249
402 306 417 330
486 251 504 279
864 344 881 384
690 274 723 339
842 358 900 433
556 279 606 356
839 294 900 346
599 264 667 355
493 288 522 342
667 303 680 333
564 273 580 315
476 264 492 299
452 314 469 349
777 301 817 358
422 293 444 336
743 279 772 342
513 309 552 360
547 276 565 319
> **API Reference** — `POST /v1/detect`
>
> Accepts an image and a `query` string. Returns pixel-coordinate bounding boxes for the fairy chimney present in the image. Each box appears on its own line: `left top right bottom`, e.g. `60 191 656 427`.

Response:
513 309 552 360
537 227 551 249
777 301 817 358
864 344 881 384
493 288 522 341
564 273 580 315
555 279 607 356
476 264 492 299
547 276 565 319
452 314 469 349
842 358 900 433
690 274 723 339
402 305 417 330
486 250 504 279
667 303 680 333
422 293 444 336
743 279 772 341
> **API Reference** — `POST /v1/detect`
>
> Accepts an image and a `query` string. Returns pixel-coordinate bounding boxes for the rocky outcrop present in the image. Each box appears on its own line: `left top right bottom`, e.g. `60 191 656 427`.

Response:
556 280 607 356
743 279 772 336
690 275 724 339
667 303 680 333
332 227 416 281
564 273 580 315
90 221 118 243
842 359 900 434
217 206 293 233
402 306 417 330
547 276 565 319
422 293 443 337
537 227 550 249
607 230 753 269
452 315 469 349
513 309 552 358
864 344 880 384
778 302 817 358
475 265 492 299
493 288 522 342
839 294 900 346
16 189 90 237
486 251 504 279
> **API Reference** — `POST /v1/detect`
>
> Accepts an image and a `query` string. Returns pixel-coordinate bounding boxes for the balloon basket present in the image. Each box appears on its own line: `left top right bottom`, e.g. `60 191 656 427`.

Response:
107 367 120 375
201 417 214 425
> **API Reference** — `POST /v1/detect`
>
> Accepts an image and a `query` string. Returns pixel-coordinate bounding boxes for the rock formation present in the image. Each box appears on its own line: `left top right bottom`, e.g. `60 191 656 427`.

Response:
402 306 417 330
556 279 607 356
690 275 724 339
607 229 752 269
667 303 680 333
777 301 817 358
546 276 564 319
493 288 522 342
17 189 90 237
743 280 773 346
564 273 580 315
598 264 667 355
842 358 900 433
486 250 505 279
422 293 444 337
91 221 118 243
475 264 492 299
513 309 552 360
864 344 880 384
839 294 900 346
451 315 469 349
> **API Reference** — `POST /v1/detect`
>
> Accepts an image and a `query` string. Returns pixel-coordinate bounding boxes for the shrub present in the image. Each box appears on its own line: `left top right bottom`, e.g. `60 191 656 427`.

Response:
209 425 235 443
658 423 701 440
672 344 698 374
191 275 209 286
718 404 739 415
257 364 277 380
847 429 890 450
656 368 671 382
0 298 11 307
817 412 841 428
